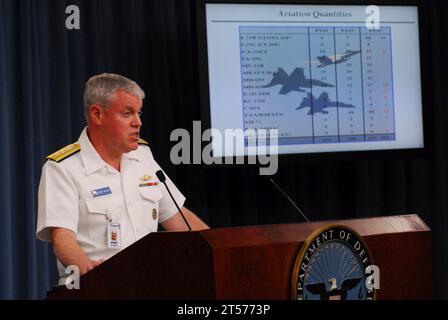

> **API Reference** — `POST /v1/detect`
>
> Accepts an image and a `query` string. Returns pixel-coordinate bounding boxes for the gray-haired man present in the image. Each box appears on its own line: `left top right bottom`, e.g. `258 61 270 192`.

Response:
36 73 208 277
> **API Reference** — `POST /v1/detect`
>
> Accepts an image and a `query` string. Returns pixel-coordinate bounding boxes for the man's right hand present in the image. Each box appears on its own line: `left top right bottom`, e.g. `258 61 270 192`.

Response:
88 258 106 272
50 227 105 275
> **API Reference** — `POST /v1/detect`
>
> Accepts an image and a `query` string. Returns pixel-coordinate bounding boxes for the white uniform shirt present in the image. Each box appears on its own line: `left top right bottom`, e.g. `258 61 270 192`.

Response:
36 128 185 275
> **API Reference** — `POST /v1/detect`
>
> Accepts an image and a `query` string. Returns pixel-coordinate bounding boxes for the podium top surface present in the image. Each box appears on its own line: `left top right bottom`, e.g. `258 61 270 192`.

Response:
194 214 429 249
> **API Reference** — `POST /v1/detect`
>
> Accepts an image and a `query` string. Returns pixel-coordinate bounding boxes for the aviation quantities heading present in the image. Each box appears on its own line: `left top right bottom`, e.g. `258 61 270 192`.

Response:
279 10 352 19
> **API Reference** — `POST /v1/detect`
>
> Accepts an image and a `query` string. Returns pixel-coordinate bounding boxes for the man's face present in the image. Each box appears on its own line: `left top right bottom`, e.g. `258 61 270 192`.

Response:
100 90 143 154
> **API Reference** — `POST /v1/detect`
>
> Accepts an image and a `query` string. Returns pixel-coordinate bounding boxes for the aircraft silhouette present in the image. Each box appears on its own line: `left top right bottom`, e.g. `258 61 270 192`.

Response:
306 277 362 300
263 67 334 95
296 92 356 115
317 50 361 68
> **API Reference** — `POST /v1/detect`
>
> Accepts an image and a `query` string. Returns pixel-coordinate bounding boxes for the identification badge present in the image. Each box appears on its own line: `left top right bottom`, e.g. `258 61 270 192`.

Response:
152 208 158 220
107 222 121 249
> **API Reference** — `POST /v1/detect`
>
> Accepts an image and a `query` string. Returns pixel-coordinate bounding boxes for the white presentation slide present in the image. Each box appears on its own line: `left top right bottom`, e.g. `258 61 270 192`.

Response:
205 4 423 157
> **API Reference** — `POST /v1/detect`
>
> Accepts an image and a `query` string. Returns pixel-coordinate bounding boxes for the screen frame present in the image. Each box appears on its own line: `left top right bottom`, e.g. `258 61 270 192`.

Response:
194 0 433 165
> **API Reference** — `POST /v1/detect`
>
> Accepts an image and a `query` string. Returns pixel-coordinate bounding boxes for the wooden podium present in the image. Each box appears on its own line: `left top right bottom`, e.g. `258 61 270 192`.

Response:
47 214 433 299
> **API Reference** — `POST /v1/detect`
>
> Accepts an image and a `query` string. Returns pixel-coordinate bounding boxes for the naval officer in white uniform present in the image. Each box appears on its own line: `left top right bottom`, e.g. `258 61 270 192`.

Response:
36 73 208 276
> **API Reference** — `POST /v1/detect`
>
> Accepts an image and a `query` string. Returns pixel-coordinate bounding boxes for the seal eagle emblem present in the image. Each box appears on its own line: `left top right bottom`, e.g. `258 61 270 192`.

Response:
291 225 376 300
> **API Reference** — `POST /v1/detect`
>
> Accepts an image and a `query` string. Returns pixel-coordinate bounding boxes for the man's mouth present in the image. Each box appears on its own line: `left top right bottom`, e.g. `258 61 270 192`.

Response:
131 132 140 140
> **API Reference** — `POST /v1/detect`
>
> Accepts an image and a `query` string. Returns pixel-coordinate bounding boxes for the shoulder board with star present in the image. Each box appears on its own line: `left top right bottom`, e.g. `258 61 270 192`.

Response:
46 143 81 162
138 138 149 146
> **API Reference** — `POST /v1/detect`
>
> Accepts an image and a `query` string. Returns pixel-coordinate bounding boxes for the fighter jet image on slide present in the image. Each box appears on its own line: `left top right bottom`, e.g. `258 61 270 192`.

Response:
316 50 361 68
263 67 334 95
296 92 356 115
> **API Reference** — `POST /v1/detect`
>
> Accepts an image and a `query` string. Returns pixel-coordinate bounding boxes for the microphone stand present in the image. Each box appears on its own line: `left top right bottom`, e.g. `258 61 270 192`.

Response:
267 177 310 223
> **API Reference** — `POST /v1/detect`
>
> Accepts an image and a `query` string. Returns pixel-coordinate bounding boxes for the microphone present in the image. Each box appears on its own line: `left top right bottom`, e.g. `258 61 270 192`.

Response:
156 170 192 231
267 176 311 223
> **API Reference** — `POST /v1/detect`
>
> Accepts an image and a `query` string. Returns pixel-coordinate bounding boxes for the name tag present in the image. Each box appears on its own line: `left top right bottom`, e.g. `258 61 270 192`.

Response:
91 186 112 198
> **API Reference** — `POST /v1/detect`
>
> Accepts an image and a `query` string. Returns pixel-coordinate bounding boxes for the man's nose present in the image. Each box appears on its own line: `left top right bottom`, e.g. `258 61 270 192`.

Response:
133 113 142 127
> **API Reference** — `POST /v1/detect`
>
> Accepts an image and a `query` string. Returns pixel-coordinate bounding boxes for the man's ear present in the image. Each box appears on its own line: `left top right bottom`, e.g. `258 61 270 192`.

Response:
89 104 103 125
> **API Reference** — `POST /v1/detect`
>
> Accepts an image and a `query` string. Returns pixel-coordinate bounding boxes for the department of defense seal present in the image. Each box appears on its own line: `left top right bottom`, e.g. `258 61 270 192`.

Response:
291 225 376 300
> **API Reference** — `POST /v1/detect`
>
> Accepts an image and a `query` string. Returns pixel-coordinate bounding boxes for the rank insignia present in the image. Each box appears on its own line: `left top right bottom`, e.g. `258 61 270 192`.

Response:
141 175 152 182
47 143 80 162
